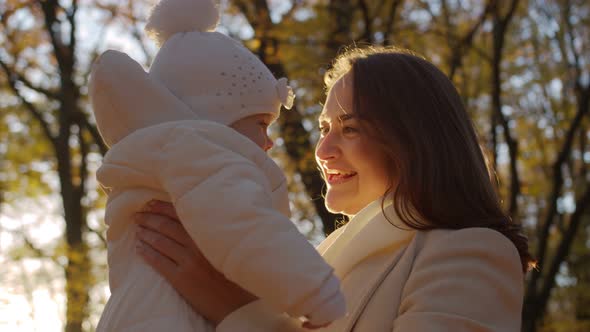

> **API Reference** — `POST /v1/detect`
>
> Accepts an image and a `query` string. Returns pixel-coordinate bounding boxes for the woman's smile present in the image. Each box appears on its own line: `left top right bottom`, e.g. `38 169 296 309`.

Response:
324 168 357 185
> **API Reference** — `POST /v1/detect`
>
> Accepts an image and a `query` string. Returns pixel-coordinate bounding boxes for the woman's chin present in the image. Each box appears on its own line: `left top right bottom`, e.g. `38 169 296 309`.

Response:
324 196 344 215
325 193 359 216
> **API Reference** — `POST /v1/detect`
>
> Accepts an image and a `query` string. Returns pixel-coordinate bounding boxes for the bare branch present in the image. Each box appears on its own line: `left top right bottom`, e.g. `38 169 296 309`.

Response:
77 111 108 156
19 229 61 266
490 0 522 218
537 182 590 319
502 0 520 26
536 82 590 272
421 26 493 63
1 24 60 99
121 0 154 65
440 0 452 40
81 19 114 88
562 1 582 90
525 82 590 328
357 0 373 43
0 58 58 148
86 222 107 247
37 0 76 93
281 0 305 21
383 0 404 45
67 0 78 61
448 0 493 79
77 124 89 199
4 63 59 100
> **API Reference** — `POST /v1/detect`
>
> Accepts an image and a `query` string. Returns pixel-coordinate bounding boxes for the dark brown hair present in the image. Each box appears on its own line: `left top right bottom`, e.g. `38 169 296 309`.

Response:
325 46 534 273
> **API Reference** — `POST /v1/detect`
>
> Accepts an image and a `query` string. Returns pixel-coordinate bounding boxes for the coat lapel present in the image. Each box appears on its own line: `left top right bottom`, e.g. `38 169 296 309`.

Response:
322 199 414 279
320 199 415 331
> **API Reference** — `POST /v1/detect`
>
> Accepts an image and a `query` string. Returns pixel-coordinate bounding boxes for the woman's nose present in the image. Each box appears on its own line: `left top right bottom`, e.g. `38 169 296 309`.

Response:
315 135 338 161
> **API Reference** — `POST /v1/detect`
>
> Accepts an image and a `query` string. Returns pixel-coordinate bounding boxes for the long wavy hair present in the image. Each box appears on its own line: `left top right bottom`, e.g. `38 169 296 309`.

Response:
325 46 534 273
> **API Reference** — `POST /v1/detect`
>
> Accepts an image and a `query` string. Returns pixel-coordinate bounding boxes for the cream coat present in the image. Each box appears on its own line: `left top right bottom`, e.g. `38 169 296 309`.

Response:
95 121 345 331
217 200 524 332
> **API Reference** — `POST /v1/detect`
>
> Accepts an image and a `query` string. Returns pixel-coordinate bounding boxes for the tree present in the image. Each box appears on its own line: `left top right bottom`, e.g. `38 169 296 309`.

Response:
519 1 590 330
2 0 589 330
0 0 151 330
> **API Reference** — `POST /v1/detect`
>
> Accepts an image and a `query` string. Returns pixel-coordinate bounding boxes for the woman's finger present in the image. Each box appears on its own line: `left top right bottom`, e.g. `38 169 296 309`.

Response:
136 226 190 265
143 200 179 220
134 212 192 247
136 239 178 277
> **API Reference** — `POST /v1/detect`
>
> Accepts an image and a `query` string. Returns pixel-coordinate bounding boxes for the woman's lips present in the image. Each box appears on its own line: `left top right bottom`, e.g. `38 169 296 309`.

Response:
326 172 357 185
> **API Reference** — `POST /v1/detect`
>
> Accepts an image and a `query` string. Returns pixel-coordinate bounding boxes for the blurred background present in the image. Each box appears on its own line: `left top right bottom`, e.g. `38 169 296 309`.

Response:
0 0 589 331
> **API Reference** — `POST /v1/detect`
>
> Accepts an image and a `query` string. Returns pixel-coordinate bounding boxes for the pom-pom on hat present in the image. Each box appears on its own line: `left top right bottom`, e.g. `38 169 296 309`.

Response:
145 0 219 46
145 0 294 126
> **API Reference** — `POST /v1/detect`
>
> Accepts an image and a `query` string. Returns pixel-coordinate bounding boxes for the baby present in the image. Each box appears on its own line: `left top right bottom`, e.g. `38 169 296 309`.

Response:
89 0 345 331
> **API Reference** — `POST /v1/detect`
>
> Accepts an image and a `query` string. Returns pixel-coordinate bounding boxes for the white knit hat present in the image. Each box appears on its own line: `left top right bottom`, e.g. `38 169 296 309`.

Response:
145 0 294 125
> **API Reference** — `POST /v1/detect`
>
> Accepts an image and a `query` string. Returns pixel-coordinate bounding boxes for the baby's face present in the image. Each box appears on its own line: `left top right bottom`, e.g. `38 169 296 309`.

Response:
230 114 275 152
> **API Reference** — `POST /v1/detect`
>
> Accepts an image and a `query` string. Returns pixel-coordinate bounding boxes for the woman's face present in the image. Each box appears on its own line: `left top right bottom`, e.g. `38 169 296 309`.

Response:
315 74 391 216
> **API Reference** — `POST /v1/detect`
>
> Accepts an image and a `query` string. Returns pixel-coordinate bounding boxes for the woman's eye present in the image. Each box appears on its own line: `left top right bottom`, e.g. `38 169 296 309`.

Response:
319 125 329 136
343 126 358 134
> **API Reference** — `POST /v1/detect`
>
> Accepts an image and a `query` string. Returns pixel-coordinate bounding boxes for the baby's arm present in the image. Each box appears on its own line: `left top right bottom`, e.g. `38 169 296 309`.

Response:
135 202 311 332
155 125 345 326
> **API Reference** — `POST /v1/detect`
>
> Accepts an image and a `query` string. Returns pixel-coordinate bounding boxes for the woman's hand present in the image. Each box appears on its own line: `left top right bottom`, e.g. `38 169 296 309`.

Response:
134 200 257 325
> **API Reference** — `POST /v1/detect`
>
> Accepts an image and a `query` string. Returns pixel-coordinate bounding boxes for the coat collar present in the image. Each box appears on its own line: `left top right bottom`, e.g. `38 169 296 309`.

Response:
320 198 415 279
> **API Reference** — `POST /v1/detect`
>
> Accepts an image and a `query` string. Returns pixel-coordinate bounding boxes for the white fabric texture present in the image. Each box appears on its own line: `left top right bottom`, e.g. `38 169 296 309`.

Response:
89 0 342 328
216 199 524 332
95 121 345 331
89 0 293 148
145 0 220 45
149 31 294 126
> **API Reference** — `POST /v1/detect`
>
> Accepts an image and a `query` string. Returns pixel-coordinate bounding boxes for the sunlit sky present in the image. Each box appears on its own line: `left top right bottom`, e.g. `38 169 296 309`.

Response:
1 197 67 331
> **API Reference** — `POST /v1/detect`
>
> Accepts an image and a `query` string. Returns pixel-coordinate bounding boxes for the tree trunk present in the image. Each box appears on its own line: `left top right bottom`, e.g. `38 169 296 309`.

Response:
237 0 344 235
490 0 521 219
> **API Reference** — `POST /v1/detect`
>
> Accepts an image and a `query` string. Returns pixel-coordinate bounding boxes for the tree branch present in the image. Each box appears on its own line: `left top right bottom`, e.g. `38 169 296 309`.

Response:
490 0 521 218
448 0 493 80
281 0 305 21
77 124 88 200
0 58 58 148
537 182 590 320
536 85 590 270
86 222 107 247
76 111 108 156
562 0 581 88
357 0 373 43
22 233 52 259
1 27 61 100
80 18 113 89
6 66 59 100
67 0 78 61
525 82 590 328
383 0 404 45
37 0 69 79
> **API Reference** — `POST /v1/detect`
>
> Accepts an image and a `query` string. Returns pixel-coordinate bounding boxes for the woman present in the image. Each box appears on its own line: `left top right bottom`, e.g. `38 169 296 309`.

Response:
134 46 534 331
